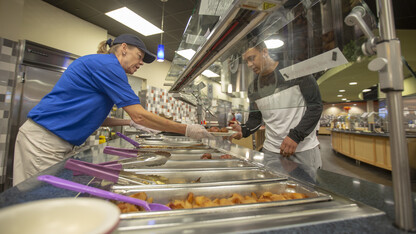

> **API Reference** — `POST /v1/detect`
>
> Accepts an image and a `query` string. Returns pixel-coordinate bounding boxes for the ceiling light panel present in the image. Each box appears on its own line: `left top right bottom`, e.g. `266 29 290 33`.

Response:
176 49 196 60
202 70 220 78
106 7 163 36
264 39 284 49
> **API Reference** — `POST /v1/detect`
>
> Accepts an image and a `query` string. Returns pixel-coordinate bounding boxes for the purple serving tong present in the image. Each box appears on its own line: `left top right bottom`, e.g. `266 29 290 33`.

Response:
65 159 158 185
102 146 171 163
37 175 170 211
117 132 140 147
103 147 138 158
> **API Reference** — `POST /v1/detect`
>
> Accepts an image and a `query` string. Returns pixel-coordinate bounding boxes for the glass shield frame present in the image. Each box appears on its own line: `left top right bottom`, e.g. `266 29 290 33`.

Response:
166 0 380 126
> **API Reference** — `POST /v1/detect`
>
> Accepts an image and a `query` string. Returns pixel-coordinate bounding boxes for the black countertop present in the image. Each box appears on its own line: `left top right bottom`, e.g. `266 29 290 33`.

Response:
1 138 415 233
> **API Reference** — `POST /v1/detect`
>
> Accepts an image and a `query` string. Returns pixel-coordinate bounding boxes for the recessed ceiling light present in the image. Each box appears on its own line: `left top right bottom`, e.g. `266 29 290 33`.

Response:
176 49 196 60
342 98 347 100
349 82 358 85
202 70 219 78
346 100 351 102
353 104 357 106
339 90 345 92
337 95 343 97
264 39 284 49
362 89 371 92
106 7 163 36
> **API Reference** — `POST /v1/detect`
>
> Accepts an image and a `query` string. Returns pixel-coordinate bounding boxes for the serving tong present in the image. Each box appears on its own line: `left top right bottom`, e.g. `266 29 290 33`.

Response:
116 131 206 149
103 146 171 160
37 175 170 211
65 159 169 185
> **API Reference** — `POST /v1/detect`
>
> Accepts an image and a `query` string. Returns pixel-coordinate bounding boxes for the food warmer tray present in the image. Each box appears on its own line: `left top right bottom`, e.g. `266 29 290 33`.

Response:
111 168 288 189
113 180 333 218
135 148 220 154
123 159 256 171
167 152 236 160
103 136 384 233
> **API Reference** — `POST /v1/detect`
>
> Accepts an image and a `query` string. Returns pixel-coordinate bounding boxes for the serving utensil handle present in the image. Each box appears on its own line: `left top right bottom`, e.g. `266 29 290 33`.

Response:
116 132 140 147
64 159 120 183
37 175 151 211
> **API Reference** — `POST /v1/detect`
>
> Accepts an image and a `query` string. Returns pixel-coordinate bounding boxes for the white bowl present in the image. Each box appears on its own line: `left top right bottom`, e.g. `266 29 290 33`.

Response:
0 198 120 234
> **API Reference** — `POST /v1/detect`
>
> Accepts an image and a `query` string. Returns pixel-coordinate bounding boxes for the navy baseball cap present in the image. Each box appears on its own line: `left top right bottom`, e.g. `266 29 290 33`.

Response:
112 34 156 63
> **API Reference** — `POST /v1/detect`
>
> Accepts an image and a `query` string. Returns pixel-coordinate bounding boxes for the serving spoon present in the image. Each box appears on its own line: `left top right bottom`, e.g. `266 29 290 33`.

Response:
37 175 170 212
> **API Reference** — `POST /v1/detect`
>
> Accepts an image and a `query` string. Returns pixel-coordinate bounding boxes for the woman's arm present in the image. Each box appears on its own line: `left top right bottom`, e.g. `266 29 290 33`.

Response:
101 117 130 126
123 104 187 135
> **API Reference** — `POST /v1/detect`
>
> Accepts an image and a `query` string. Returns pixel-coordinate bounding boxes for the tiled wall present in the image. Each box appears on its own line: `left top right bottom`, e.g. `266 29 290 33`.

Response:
146 86 197 123
0 38 18 183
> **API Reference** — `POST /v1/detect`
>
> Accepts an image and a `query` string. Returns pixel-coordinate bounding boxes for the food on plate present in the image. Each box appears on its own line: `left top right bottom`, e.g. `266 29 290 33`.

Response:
219 127 229 132
200 153 212 160
220 154 233 159
117 191 308 213
208 126 219 132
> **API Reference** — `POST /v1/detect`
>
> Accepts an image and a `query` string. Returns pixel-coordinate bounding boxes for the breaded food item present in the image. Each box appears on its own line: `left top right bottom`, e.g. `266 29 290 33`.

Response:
219 127 229 132
118 191 308 213
201 153 212 160
208 127 219 132
220 154 233 159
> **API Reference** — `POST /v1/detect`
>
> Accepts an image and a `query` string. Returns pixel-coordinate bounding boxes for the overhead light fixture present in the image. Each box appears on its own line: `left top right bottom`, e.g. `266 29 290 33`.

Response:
105 7 163 36
202 70 220 78
337 94 343 97
157 0 167 62
264 39 284 49
176 49 196 60
349 82 358 85
339 89 346 92
362 89 371 92
342 98 347 100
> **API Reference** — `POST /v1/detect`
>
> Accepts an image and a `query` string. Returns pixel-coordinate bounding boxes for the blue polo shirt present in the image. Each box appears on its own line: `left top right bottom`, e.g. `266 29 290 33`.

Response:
28 53 140 145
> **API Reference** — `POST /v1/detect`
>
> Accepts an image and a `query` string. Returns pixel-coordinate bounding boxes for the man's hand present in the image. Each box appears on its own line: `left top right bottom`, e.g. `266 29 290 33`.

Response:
129 120 161 134
228 123 243 141
279 136 298 157
185 124 214 140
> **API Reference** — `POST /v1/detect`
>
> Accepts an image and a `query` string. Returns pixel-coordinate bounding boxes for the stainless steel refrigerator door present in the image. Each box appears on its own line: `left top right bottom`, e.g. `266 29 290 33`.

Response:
18 66 62 126
4 65 63 188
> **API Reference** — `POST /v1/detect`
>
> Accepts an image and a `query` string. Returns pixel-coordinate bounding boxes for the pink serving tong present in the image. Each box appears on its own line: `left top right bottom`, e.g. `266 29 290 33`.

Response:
37 175 170 211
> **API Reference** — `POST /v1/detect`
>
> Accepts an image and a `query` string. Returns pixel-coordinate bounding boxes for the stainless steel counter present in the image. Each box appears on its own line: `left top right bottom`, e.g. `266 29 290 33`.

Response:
0 135 410 233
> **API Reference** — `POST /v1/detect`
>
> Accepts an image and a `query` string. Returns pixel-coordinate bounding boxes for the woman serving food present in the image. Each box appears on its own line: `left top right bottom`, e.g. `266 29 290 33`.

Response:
13 34 212 186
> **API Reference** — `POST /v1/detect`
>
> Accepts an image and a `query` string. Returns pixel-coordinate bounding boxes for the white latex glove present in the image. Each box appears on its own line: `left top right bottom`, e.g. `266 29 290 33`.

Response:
185 124 215 140
129 120 161 134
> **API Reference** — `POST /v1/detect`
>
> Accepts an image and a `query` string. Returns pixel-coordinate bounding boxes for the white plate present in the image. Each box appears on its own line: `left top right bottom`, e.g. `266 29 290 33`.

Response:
0 198 120 234
209 130 237 136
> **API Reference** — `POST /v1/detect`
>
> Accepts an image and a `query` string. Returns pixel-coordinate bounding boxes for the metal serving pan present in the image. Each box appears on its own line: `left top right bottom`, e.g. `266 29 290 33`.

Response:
123 159 256 171
111 168 287 189
114 181 332 218
168 153 236 160
138 140 211 148
136 148 219 154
